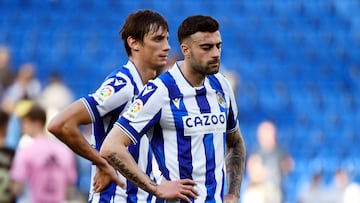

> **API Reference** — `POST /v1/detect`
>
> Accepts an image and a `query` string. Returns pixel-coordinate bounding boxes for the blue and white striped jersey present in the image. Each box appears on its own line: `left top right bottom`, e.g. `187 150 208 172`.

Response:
82 61 154 203
116 61 240 203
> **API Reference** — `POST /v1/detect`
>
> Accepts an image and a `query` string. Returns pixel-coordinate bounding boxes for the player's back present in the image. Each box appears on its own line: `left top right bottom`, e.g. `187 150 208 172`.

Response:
83 61 154 203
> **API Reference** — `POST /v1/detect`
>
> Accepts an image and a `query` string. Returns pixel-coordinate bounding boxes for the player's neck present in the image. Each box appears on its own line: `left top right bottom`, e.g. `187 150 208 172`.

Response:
180 62 205 88
132 60 157 85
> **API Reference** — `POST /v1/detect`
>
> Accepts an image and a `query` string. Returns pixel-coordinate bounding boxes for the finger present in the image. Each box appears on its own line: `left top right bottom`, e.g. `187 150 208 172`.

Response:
94 184 99 193
181 187 198 199
115 178 126 189
94 180 101 193
178 193 193 203
182 185 199 196
180 178 197 186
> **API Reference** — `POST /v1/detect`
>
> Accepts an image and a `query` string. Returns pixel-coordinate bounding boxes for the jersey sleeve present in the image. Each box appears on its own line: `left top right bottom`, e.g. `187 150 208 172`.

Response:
82 71 134 121
114 79 166 144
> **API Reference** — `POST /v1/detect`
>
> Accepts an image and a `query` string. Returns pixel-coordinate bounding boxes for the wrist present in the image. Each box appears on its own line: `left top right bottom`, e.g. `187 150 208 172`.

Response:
150 182 158 196
226 193 240 200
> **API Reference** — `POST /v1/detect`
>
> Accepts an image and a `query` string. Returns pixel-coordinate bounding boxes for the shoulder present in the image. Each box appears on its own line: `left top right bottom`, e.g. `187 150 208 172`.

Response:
90 67 135 101
207 73 234 92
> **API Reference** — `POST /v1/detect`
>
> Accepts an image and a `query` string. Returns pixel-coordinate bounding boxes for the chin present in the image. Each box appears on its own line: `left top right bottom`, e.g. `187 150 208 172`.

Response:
208 67 220 75
158 61 167 67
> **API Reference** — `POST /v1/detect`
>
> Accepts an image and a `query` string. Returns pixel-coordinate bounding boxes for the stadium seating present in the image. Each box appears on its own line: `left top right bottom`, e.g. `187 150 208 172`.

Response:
1 0 359 202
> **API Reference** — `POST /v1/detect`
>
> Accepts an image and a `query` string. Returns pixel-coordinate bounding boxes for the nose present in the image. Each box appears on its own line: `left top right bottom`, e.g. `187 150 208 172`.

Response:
211 46 221 58
164 40 171 52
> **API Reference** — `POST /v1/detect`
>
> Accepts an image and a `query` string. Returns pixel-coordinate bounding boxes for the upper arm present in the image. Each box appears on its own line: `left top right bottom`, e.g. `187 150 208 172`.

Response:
115 81 166 144
100 125 133 156
226 128 242 148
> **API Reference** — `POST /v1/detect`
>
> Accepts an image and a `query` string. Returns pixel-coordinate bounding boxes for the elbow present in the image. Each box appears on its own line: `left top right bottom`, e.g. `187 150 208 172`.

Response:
47 117 59 134
100 137 128 163
99 142 114 162
47 116 66 138
99 147 110 160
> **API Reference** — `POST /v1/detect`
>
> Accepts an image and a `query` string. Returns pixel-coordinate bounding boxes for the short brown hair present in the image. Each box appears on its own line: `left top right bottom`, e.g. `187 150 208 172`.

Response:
178 15 219 44
22 104 47 127
120 9 169 56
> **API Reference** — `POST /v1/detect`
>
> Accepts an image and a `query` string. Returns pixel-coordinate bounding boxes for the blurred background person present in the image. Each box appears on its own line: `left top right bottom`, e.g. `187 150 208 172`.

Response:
252 120 294 202
9 103 77 203
296 171 328 203
38 71 74 124
0 1 359 202
1 62 41 114
0 109 16 203
3 99 34 150
242 153 281 203
327 169 360 203
0 46 15 101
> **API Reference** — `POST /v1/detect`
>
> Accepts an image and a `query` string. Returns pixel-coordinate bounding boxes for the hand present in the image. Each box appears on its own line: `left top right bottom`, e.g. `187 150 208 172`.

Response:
155 178 199 203
92 162 125 192
224 194 239 203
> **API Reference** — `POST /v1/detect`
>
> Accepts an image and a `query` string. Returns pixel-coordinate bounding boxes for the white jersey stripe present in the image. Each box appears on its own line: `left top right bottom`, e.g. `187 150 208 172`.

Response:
117 61 240 202
84 61 154 203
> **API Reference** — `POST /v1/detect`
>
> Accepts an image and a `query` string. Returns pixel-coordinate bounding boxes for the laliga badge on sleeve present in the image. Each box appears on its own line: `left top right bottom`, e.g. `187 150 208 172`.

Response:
124 99 143 120
94 85 115 104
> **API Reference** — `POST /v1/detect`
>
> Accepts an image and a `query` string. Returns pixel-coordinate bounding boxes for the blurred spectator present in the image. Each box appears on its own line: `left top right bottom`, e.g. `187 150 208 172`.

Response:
0 46 15 100
242 153 282 203
4 99 34 149
253 120 294 202
221 65 240 95
9 103 77 203
327 169 360 203
0 109 16 203
38 71 74 123
1 62 41 114
296 171 328 203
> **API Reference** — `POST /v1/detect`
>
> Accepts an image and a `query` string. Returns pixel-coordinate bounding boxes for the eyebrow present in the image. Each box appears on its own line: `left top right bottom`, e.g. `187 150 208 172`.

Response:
199 41 222 46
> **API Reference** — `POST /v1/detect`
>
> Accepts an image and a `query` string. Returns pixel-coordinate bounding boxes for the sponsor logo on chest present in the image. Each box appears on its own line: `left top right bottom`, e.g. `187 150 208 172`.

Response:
182 112 226 136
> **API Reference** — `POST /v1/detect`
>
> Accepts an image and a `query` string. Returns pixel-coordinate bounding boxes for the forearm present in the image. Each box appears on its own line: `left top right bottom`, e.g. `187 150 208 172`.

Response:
226 129 246 197
54 124 107 166
48 103 108 167
100 127 157 194
107 150 157 193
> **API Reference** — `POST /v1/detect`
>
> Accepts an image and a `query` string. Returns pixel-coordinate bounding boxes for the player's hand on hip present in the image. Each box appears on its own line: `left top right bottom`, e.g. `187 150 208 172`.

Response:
155 178 199 203
93 163 125 192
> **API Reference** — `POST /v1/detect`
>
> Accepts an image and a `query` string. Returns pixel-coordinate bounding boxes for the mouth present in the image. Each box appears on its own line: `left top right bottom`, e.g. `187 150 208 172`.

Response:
159 55 168 60
209 62 220 67
208 59 220 66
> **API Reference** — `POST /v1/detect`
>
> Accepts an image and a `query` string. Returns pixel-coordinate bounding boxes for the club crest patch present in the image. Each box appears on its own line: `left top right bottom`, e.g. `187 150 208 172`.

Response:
217 92 226 108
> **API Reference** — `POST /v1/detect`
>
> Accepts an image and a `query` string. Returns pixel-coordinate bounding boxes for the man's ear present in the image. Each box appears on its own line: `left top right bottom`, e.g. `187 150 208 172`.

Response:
181 43 190 58
127 36 139 51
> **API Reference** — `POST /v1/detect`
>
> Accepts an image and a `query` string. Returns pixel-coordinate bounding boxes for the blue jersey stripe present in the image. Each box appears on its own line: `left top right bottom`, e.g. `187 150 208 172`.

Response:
208 75 228 202
195 88 217 203
159 72 193 181
151 123 169 179
208 75 226 113
127 144 140 203
121 66 139 97
83 96 105 151
86 62 154 202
